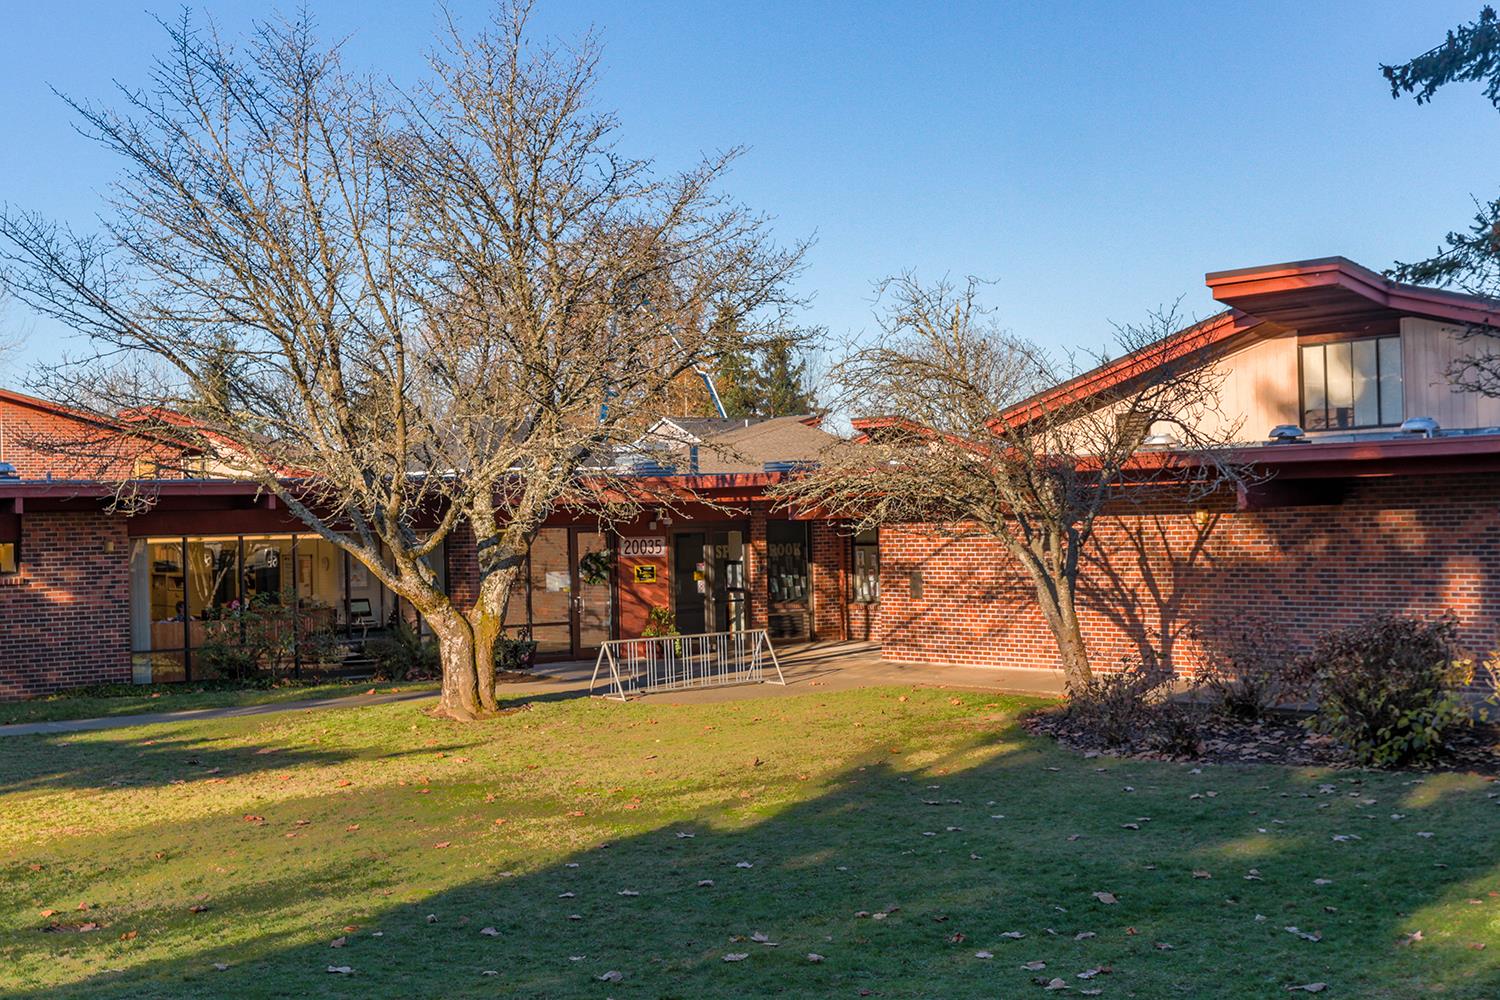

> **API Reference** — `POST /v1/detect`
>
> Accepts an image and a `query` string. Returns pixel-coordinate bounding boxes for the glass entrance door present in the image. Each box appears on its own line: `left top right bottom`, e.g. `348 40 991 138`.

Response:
575 530 612 649
672 528 747 635
525 527 615 659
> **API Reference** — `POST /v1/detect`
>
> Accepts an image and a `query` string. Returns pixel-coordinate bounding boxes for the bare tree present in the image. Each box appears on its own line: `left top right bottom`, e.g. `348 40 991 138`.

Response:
773 274 1243 688
0 5 804 719
0 287 22 376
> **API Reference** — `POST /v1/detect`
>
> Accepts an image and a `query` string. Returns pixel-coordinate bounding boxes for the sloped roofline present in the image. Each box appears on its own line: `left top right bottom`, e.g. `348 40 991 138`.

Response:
1205 255 1500 327
996 256 1500 427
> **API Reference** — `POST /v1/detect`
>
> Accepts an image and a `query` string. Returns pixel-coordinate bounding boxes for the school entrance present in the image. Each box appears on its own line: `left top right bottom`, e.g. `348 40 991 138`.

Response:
512 527 613 659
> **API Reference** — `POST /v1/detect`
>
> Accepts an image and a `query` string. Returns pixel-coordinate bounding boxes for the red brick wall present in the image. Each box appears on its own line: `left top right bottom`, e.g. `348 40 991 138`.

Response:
0 512 131 697
879 474 1500 675
0 395 179 480
809 521 847 641
445 522 482 609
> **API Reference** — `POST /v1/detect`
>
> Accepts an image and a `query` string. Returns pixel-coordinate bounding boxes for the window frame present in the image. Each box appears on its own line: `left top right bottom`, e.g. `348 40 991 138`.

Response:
1298 334 1403 431
0 513 18 575
850 528 879 605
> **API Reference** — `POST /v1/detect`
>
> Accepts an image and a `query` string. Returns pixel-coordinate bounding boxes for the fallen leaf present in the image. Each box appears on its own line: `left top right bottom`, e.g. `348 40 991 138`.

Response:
722 953 749 962
1286 985 1327 994
597 970 624 982
432 842 451 850
974 950 994 959
326 966 353 975
807 953 824 963
480 927 500 937
329 936 346 948
1092 891 1118 905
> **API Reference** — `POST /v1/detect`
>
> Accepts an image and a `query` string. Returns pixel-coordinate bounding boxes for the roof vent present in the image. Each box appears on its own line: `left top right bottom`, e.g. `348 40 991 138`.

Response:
0 462 18 480
1140 433 1179 449
1267 424 1306 444
1400 416 1441 438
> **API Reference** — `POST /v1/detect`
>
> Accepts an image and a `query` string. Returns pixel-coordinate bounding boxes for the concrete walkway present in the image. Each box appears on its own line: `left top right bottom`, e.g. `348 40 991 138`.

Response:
0 642 1064 737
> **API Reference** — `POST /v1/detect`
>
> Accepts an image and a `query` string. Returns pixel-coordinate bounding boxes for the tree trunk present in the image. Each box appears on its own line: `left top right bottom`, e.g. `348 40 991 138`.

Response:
429 610 502 720
1014 555 1094 689
1051 599 1093 691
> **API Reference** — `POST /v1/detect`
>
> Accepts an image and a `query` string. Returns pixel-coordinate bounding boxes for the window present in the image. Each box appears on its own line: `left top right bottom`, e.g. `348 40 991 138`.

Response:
851 528 879 603
1300 336 1402 430
0 512 18 574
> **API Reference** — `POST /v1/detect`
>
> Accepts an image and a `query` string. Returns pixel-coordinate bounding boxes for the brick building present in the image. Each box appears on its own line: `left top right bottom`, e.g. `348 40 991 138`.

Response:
876 256 1500 677
0 402 877 698
6 254 1500 697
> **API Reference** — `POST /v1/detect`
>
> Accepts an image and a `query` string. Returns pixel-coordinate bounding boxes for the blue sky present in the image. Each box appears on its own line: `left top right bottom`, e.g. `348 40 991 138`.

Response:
1 1 1496 381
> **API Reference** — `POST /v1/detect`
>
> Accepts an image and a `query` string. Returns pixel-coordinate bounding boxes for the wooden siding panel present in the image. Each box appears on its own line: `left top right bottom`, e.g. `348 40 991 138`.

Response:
1400 317 1500 430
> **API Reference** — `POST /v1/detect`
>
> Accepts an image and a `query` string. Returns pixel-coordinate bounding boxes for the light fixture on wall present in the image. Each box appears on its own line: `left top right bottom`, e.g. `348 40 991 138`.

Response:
1193 509 1211 528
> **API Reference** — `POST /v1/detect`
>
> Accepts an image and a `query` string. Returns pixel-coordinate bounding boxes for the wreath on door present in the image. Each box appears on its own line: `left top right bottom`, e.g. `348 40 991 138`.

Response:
579 548 614 586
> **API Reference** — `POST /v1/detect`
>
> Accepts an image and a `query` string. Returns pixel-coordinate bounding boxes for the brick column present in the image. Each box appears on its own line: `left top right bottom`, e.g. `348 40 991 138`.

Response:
747 510 769 630
809 520 847 641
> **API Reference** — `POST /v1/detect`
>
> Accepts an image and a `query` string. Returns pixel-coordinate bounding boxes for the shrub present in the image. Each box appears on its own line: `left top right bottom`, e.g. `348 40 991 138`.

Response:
641 606 679 638
366 619 440 682
196 591 336 681
1300 612 1475 767
1064 652 1174 748
1192 616 1304 720
1147 701 1205 757
496 632 538 673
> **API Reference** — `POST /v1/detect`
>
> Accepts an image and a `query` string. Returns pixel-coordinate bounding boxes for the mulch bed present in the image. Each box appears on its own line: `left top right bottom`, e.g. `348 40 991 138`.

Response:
1024 705 1500 775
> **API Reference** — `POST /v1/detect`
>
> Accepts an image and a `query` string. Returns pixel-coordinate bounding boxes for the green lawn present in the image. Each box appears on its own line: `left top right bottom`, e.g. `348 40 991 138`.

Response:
0 679 438 727
0 687 1496 999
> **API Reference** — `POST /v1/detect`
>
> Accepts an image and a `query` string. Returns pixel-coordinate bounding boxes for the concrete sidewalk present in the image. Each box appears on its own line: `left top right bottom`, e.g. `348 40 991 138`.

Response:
0 642 1064 737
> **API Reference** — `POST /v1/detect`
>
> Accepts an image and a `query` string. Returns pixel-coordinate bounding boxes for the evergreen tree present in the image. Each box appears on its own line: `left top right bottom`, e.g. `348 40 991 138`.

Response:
1382 7 1500 394
715 331 820 418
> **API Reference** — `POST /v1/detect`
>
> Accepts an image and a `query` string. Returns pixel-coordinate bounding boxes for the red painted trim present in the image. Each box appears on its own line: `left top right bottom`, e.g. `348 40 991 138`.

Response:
1205 256 1500 328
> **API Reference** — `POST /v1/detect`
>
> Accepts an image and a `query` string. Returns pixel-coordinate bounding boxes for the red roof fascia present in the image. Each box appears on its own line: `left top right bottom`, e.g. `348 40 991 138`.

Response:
1205 256 1500 328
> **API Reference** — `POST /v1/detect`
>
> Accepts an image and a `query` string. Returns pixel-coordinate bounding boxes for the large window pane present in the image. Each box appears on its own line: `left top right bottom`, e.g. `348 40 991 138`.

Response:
1379 336 1404 425
1325 341 1354 429
347 555 387 632
852 528 880 604
766 520 810 640
529 528 572 626
1351 339 1380 427
131 538 186 652
242 535 292 604
1301 344 1326 429
186 537 238 649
